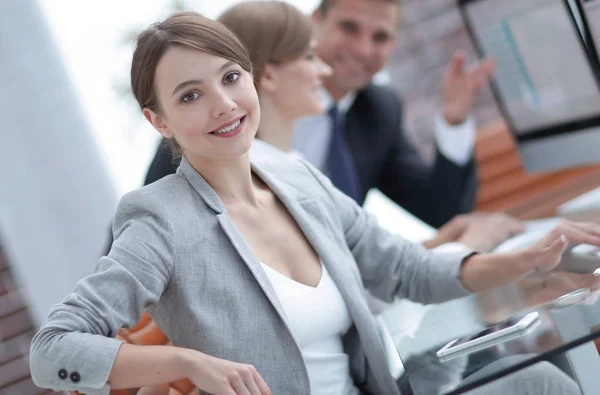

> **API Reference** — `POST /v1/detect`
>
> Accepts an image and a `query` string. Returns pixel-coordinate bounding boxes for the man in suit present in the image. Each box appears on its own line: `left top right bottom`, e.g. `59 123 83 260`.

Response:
292 0 496 228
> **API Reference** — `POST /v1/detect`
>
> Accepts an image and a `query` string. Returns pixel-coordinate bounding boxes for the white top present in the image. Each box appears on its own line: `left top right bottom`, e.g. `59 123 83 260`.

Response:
259 261 360 395
292 87 476 170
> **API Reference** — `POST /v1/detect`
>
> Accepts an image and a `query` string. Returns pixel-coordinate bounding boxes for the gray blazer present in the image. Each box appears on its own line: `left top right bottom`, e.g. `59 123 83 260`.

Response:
30 151 472 395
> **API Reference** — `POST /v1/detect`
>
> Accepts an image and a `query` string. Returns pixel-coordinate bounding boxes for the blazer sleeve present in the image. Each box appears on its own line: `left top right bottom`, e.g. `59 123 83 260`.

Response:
30 190 175 395
301 159 472 304
101 139 179 258
375 92 478 228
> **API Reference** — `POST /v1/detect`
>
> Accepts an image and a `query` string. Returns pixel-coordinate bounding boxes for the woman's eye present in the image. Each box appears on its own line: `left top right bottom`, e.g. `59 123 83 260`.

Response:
224 72 240 84
305 54 315 61
182 92 199 103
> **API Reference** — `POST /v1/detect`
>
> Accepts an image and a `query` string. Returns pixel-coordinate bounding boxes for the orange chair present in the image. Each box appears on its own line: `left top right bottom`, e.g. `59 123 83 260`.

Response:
112 312 196 395
69 312 196 395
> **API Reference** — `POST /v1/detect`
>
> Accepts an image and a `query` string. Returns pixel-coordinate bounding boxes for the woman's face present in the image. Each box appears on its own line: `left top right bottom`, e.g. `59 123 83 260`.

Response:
264 41 332 119
144 45 260 162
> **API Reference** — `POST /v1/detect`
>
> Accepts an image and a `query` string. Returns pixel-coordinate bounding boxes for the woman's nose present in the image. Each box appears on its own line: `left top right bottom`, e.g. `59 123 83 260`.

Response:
211 90 237 118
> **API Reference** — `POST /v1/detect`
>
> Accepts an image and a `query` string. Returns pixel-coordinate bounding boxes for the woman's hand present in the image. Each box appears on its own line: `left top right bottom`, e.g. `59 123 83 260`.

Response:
461 220 600 292
181 349 271 395
520 220 600 273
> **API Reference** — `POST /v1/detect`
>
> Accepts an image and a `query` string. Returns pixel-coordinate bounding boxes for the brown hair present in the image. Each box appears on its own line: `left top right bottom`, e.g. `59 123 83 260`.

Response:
218 1 313 88
130 12 253 160
318 0 401 16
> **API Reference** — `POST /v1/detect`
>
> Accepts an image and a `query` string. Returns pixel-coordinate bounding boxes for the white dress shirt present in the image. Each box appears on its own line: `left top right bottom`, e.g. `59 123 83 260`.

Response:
292 87 476 171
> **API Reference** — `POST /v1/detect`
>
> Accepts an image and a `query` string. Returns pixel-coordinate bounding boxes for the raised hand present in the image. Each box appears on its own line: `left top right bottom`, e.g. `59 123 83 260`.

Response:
441 51 496 125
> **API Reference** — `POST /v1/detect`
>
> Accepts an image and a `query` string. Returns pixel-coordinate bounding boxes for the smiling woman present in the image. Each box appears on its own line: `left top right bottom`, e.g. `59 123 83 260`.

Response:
143 45 259 164
142 1 332 183
130 12 257 162
29 8 591 395
219 1 331 130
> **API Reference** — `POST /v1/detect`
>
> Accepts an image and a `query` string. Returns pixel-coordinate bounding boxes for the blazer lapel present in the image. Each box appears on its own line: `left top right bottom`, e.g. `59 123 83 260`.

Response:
216 213 289 324
177 157 289 325
252 163 397 394
178 157 397 394
250 162 365 301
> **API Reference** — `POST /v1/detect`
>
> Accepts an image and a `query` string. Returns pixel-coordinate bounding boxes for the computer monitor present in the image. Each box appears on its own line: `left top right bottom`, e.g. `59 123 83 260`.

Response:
459 0 600 172
573 0 600 72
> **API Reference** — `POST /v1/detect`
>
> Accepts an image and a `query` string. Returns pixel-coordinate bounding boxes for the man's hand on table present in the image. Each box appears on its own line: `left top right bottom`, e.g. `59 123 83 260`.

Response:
424 212 525 252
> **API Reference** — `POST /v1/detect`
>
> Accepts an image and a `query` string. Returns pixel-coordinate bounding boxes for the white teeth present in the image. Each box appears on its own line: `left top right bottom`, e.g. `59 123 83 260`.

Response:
215 119 241 134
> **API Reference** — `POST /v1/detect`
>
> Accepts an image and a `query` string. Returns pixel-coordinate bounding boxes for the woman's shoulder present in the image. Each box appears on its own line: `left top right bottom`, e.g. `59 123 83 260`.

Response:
115 173 196 221
252 152 333 201
121 172 185 200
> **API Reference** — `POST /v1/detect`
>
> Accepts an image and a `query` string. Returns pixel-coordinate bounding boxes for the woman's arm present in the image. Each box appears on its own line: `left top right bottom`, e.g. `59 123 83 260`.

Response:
109 344 189 389
109 344 271 395
30 190 175 395
31 187 272 395
300 159 600 304
300 159 472 304
462 221 600 292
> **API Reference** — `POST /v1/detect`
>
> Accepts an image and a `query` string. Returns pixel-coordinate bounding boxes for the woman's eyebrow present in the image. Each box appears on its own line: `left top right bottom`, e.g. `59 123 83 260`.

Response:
170 61 236 97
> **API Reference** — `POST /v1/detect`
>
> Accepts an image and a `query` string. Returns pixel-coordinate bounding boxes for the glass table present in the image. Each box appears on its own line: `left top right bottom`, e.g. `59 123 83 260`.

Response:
378 268 600 395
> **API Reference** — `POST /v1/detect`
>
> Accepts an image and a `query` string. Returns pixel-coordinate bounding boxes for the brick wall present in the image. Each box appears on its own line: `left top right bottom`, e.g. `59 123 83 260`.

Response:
0 249 61 395
388 0 501 162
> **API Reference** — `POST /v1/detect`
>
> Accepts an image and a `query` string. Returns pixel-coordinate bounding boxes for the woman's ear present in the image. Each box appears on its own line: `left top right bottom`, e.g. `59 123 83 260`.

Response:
259 64 278 94
143 108 174 139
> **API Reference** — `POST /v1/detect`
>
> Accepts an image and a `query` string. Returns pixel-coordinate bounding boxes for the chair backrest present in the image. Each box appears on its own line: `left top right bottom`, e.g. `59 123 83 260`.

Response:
111 312 196 395
69 312 195 395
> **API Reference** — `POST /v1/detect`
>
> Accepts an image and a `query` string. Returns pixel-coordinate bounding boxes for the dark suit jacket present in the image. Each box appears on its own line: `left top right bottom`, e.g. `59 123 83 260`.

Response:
344 84 478 227
143 84 478 228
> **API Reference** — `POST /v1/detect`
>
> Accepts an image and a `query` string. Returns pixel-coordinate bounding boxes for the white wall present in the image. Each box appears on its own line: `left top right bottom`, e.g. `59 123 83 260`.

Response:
0 0 118 324
38 0 322 196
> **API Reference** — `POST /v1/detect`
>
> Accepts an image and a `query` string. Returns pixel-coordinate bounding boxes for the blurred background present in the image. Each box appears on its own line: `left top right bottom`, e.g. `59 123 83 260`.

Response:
36 0 498 195
37 0 327 196
36 0 500 196
0 0 564 393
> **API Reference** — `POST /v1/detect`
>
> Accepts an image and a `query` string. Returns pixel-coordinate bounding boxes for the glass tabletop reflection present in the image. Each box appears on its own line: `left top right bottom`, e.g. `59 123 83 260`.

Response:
379 268 600 395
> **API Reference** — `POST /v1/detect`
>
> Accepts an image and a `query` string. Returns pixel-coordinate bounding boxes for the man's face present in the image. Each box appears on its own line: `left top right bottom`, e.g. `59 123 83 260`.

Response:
314 0 398 96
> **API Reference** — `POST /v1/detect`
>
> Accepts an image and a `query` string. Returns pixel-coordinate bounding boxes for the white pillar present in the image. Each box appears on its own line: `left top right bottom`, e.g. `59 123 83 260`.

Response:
0 0 118 325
